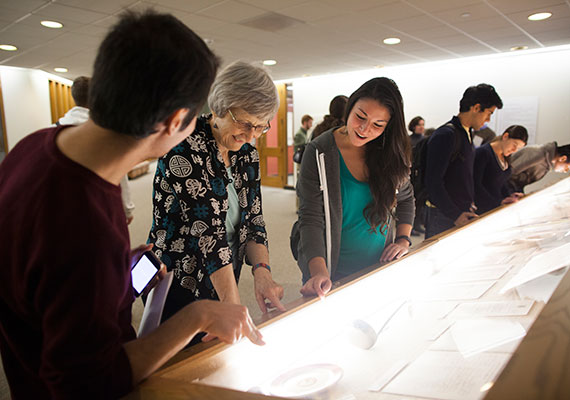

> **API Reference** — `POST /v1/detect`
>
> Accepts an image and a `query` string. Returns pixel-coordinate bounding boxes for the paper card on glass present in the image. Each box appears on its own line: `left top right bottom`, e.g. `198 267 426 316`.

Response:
449 300 534 319
500 242 570 293
415 281 495 301
516 266 568 303
433 265 511 284
368 359 408 392
407 301 458 320
137 271 173 338
383 351 509 400
450 319 526 358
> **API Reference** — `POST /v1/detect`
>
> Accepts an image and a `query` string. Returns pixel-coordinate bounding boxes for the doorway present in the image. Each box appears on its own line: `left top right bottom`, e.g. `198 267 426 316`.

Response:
258 83 291 188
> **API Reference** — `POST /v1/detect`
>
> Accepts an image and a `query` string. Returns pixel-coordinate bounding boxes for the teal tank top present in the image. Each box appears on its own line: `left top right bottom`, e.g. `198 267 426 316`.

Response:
336 151 387 277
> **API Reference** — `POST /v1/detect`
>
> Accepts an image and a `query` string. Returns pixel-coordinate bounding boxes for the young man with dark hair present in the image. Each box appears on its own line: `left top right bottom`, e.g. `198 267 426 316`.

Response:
0 11 264 399
424 83 503 239
508 142 570 193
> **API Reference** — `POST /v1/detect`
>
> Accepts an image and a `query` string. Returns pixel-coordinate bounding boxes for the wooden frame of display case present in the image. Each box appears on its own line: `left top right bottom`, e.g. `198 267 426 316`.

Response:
124 178 570 400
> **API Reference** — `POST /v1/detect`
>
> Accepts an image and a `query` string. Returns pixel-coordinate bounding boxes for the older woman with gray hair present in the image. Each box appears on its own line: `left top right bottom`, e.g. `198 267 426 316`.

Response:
148 61 285 332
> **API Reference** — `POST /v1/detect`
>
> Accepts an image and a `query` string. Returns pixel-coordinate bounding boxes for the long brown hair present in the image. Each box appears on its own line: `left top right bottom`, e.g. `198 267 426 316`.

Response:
344 77 411 232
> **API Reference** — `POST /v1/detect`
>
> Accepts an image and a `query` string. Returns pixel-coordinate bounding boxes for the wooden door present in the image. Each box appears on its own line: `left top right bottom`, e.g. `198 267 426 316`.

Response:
258 83 287 187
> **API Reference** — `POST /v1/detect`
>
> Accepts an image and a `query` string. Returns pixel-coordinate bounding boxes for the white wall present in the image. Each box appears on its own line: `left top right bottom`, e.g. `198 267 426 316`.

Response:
284 45 570 146
0 66 71 151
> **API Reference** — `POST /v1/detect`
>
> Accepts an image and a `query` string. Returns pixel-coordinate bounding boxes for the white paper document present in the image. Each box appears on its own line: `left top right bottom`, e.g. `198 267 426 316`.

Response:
500 242 570 293
138 271 173 338
450 319 526 358
415 281 495 301
516 267 568 302
407 301 457 320
368 359 408 392
433 265 511 284
449 300 534 319
383 351 509 400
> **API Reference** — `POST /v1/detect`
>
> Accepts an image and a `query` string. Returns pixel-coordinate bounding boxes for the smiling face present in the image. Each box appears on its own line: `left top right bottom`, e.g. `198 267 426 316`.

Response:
345 98 391 148
212 108 267 153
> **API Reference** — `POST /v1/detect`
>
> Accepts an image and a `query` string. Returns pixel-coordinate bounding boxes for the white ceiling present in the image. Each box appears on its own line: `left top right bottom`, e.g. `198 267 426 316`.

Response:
1 0 569 81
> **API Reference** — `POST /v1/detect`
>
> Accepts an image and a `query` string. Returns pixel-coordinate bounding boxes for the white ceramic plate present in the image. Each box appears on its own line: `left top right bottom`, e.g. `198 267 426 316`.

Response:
268 363 343 398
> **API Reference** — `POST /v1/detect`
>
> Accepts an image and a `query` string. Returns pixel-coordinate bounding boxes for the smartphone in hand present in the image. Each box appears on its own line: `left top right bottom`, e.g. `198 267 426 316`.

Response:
131 250 161 297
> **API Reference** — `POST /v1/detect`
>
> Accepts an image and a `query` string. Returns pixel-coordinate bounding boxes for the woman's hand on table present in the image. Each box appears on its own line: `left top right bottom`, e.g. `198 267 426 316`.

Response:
253 268 286 313
380 240 409 262
300 274 332 299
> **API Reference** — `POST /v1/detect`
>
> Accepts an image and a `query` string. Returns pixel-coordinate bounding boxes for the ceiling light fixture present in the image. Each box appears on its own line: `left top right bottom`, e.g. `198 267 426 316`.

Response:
461 12 471 18
54 67 68 73
0 44 18 51
263 59 277 66
528 12 552 21
203 38 214 45
510 45 528 51
383 37 401 45
41 20 63 29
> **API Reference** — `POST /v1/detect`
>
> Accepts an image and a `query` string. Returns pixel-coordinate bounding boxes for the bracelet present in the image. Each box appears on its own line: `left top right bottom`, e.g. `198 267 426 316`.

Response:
395 235 412 246
252 263 271 275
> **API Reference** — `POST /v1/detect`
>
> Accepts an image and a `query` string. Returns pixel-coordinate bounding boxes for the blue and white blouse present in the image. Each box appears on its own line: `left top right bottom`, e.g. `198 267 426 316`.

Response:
148 115 268 310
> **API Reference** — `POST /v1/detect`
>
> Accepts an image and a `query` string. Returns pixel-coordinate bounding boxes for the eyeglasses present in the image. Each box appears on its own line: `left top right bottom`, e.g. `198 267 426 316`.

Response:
228 109 271 135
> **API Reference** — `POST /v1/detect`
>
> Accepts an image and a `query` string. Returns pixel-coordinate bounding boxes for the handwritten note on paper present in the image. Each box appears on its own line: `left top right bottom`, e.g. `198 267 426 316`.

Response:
500 242 570 293
449 300 534 319
383 351 509 400
450 319 526 358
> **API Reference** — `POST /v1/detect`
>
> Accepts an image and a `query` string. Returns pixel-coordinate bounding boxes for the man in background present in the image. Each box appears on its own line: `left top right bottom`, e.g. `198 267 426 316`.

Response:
58 76 136 224
424 84 503 239
0 11 263 399
509 141 570 193
294 114 313 153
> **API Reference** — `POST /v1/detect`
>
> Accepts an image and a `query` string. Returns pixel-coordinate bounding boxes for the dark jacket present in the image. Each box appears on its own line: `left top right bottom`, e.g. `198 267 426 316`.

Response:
426 116 475 221
473 143 513 214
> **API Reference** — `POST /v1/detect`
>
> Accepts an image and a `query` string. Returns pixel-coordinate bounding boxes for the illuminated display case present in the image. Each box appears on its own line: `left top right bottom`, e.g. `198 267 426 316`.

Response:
126 177 570 400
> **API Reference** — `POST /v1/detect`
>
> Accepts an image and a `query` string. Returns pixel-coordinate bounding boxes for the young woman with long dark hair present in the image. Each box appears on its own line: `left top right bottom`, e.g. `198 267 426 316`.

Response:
293 77 414 297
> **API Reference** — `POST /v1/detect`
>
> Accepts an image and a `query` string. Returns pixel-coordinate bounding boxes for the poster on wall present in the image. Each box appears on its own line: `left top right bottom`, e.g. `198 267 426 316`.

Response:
487 97 539 145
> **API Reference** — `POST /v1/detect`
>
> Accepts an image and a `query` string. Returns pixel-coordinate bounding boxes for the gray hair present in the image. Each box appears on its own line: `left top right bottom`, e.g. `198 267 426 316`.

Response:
208 60 279 121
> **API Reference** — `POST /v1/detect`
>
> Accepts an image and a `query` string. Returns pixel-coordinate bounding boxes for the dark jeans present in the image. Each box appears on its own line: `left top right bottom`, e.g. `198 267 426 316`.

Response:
425 207 455 239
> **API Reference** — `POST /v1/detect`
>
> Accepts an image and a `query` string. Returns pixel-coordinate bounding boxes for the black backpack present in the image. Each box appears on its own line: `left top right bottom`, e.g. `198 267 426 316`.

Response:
411 123 465 203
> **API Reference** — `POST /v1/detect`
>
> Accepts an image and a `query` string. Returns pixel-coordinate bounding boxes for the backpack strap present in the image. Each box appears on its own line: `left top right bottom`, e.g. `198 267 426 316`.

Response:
446 122 469 162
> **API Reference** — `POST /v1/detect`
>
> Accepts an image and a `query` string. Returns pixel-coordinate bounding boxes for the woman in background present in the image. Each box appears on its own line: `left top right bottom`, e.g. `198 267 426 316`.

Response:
408 116 425 147
310 95 348 140
474 125 528 214
294 77 414 298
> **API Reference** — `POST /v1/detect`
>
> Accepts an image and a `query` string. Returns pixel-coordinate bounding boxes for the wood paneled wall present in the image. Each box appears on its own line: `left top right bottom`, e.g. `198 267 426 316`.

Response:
48 80 75 124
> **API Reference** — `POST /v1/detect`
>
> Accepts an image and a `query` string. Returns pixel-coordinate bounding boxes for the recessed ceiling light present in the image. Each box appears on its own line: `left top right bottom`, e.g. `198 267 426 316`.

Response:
374 64 385 69
54 67 68 73
528 12 552 21
263 59 277 66
461 12 471 18
510 45 528 51
383 37 401 45
41 20 63 29
0 44 18 51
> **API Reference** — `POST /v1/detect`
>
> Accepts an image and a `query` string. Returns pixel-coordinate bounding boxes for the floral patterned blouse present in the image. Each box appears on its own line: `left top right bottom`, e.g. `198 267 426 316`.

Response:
147 115 268 319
